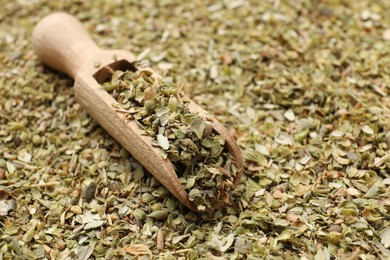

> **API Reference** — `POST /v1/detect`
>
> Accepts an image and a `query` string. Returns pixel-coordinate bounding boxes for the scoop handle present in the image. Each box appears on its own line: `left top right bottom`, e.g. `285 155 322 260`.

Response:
32 12 102 79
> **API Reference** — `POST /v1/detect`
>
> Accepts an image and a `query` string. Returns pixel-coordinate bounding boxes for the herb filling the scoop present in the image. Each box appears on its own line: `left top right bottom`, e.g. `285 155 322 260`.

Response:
102 69 237 210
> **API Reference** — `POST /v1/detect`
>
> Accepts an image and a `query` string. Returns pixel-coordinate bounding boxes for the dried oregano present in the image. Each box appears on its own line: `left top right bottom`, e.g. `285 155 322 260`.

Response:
102 69 237 210
3 1 390 258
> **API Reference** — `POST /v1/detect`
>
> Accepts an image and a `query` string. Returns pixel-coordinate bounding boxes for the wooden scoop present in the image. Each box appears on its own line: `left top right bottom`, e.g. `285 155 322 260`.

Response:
32 12 243 211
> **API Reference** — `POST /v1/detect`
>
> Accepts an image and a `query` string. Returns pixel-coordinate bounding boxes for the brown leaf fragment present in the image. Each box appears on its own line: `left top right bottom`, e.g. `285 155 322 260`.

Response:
123 244 153 257
272 189 283 199
286 212 299 222
0 168 5 180
82 182 97 202
157 229 164 250
333 188 348 197
0 190 9 200
221 52 232 65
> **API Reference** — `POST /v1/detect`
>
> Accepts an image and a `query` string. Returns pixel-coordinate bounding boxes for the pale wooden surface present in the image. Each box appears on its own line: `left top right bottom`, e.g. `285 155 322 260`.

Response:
32 12 243 211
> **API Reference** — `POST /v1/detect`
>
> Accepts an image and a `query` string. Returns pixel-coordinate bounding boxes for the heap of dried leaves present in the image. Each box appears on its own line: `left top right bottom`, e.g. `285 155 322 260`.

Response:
103 69 238 211
1 0 390 259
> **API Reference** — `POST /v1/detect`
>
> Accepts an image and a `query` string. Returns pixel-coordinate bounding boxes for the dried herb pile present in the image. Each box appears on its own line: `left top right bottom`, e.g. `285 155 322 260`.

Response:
102 69 237 210
1 0 390 259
